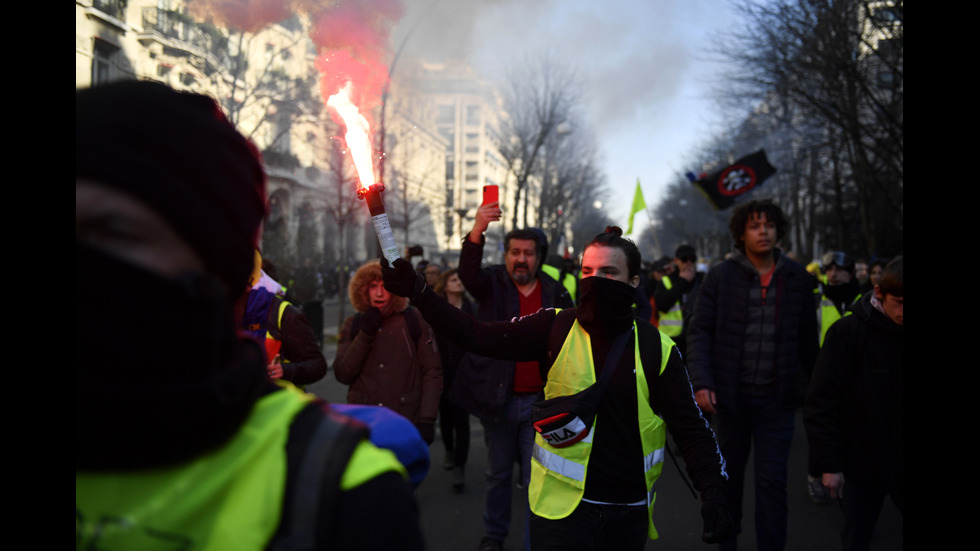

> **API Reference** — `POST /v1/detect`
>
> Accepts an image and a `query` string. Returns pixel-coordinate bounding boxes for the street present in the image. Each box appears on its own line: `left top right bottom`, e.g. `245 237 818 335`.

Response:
305 296 903 551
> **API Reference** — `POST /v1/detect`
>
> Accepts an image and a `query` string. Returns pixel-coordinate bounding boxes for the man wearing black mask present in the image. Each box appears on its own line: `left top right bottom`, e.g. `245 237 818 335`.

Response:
817 251 862 347
382 227 733 550
76 81 422 550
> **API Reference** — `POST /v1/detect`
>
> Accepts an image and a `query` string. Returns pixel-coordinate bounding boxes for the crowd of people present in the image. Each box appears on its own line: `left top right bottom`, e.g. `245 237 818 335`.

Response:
77 81 901 551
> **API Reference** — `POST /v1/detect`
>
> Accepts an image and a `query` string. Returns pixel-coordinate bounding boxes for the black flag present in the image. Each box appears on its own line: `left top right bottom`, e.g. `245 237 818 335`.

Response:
691 150 776 210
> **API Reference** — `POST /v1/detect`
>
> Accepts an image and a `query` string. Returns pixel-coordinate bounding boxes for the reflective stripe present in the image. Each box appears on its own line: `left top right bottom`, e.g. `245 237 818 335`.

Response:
643 447 665 473
533 442 586 482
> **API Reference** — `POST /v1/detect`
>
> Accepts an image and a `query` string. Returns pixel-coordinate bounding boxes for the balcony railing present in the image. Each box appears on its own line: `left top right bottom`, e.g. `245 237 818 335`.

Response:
92 0 126 20
141 7 224 60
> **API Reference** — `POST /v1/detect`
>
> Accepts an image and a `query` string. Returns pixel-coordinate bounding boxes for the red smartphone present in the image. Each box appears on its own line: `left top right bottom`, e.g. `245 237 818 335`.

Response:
482 184 498 206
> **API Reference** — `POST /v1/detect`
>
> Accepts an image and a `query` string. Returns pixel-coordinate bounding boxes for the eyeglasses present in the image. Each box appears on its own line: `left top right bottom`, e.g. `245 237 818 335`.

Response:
679 256 696 263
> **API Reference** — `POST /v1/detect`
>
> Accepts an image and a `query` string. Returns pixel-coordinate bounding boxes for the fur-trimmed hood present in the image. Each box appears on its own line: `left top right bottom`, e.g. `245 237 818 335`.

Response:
348 260 409 314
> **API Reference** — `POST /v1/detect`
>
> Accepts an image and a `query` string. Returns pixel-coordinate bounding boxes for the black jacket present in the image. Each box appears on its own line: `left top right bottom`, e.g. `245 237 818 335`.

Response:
687 249 819 410
412 286 727 502
452 237 573 419
804 294 903 489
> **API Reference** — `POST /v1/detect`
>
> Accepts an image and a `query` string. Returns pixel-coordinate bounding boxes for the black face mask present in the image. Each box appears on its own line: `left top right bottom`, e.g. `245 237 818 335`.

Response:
576 276 637 335
76 243 266 469
76 243 238 381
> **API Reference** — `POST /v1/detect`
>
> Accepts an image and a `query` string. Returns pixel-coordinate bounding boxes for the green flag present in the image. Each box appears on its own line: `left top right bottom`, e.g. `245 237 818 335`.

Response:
626 179 646 235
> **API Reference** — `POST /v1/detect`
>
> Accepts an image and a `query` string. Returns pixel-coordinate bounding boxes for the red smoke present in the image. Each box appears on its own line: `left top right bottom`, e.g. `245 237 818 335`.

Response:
310 0 402 129
188 0 403 129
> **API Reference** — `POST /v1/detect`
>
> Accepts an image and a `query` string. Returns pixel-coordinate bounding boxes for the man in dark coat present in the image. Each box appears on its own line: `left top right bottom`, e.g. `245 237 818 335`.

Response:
805 257 903 551
687 199 819 551
454 200 573 551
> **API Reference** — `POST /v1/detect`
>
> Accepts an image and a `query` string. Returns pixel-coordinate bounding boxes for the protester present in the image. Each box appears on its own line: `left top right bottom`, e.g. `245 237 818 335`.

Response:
382 226 733 550
687 199 819 551
805 256 903 551
333 260 443 444
433 268 475 492
237 251 328 387
76 80 423 550
816 251 862 346
453 201 574 551
654 244 705 356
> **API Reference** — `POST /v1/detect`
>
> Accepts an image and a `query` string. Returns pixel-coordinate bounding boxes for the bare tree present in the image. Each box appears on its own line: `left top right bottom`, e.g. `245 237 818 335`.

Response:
383 119 445 254
534 120 609 254
712 0 903 258
165 6 322 158
498 53 582 230
322 136 364 331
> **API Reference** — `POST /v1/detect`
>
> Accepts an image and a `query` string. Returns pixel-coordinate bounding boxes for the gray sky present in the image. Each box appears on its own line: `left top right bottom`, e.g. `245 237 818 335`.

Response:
393 0 740 235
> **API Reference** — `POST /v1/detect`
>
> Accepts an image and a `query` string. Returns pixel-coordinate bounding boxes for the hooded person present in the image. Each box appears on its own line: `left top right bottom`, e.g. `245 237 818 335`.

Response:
380 227 734 550
76 80 423 550
333 260 443 444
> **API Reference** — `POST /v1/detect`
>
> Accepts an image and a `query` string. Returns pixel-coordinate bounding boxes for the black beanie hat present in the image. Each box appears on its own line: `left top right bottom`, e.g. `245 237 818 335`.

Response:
76 80 267 293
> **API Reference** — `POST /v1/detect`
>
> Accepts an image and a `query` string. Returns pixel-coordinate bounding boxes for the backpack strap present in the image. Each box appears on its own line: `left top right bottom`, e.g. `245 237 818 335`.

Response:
350 313 363 337
270 402 369 551
266 296 290 341
402 307 422 343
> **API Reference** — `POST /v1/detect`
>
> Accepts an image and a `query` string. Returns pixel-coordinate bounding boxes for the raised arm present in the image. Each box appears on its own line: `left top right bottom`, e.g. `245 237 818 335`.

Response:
383 258 553 364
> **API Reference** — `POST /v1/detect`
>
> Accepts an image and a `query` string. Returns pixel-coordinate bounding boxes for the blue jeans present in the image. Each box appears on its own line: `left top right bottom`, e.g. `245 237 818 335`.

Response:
481 392 537 549
530 501 648 551
714 393 795 551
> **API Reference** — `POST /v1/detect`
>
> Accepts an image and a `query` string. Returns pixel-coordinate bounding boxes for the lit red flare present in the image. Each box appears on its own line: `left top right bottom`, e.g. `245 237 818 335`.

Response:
327 82 377 192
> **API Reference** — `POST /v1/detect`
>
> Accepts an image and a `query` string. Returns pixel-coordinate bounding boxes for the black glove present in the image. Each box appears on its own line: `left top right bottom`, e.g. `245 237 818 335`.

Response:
381 258 427 300
360 307 382 336
415 422 435 445
700 485 735 544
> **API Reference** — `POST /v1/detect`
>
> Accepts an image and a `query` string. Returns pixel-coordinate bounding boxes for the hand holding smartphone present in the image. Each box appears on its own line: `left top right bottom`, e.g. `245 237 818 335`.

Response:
482 184 498 206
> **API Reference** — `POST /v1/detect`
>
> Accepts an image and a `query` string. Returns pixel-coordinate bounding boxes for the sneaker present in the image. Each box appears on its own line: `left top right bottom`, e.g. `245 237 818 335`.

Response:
807 474 830 505
477 536 503 551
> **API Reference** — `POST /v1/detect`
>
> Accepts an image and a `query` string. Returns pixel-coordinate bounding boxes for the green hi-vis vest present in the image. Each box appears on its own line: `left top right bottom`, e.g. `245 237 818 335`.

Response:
76 384 405 550
657 275 683 337
528 319 670 540
542 264 578 303
818 293 861 346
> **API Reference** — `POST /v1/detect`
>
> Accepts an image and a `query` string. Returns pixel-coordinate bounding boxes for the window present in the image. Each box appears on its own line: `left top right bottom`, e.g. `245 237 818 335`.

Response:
91 39 118 85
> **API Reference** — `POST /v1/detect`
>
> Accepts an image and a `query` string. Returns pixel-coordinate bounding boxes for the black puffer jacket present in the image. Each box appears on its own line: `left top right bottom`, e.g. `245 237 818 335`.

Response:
804 293 903 489
686 249 819 410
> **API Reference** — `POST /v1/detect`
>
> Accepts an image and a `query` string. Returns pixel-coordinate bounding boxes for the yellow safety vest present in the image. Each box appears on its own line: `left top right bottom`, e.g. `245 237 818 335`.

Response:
657 275 683 337
76 384 404 550
542 264 578 303
818 293 861 346
528 319 670 539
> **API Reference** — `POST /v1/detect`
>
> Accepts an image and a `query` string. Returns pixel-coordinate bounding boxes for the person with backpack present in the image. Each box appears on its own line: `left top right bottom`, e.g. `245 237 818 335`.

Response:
333 260 443 445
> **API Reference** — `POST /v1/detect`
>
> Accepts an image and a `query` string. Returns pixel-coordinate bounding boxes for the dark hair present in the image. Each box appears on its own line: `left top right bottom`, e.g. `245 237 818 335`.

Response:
505 228 546 260
728 199 788 249
584 226 641 279
877 256 903 297
434 268 459 296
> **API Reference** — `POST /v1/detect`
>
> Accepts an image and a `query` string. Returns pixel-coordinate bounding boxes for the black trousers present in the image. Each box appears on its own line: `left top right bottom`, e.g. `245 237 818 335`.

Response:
529 501 648 551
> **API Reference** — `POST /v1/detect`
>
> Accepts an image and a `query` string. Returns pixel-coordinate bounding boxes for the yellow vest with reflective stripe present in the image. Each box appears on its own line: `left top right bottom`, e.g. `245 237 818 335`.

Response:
818 292 861 346
76 384 404 550
657 276 683 337
528 320 669 539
